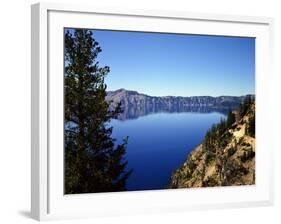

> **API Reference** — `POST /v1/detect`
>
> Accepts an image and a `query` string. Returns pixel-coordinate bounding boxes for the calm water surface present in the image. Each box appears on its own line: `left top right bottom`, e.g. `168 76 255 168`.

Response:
110 112 225 191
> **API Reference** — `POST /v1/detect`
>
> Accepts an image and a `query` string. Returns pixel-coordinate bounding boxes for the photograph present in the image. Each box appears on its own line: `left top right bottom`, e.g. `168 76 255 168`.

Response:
64 28 256 194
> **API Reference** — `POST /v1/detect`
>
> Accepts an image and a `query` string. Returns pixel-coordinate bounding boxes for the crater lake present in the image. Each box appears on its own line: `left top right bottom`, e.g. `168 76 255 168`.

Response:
110 111 226 191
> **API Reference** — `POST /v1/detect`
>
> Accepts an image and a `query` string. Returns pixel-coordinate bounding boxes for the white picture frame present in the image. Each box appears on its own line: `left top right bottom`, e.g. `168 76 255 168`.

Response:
31 2 274 221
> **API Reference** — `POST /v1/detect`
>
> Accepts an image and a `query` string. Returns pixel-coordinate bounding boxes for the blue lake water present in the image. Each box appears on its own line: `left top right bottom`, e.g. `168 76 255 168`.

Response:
110 112 225 191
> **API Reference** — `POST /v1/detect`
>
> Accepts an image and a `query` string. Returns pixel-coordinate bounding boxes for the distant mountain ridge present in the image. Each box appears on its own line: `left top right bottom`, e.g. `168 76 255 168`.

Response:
106 89 254 120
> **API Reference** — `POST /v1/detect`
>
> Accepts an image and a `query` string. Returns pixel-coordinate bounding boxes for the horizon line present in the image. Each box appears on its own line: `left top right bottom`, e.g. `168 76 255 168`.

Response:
107 88 255 98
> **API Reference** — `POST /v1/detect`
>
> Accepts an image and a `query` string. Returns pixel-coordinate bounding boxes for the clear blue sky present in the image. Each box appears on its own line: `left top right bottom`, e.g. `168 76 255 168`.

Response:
66 28 255 97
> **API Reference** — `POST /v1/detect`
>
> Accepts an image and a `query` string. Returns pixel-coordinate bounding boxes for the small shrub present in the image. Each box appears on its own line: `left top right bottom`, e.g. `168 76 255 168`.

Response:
227 147 236 157
203 175 218 187
246 114 255 138
241 142 251 147
239 147 255 162
187 159 196 172
238 165 249 175
238 137 244 144
205 152 215 164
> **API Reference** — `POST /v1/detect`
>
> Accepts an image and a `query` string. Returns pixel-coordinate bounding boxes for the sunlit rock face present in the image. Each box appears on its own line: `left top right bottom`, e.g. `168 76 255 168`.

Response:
106 89 253 120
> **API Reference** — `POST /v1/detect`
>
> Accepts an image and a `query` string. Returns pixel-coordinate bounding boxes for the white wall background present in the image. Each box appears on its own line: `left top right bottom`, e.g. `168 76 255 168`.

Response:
0 0 279 223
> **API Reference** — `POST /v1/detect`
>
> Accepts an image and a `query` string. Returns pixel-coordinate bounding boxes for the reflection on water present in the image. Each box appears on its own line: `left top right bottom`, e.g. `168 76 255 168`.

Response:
110 111 226 191
117 106 232 120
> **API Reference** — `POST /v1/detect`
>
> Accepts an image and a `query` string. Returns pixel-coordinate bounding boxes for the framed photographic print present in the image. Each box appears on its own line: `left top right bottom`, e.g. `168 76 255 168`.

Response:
31 2 274 221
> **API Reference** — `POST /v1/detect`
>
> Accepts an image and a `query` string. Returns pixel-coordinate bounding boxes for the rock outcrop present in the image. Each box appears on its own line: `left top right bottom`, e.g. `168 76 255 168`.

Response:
170 100 255 188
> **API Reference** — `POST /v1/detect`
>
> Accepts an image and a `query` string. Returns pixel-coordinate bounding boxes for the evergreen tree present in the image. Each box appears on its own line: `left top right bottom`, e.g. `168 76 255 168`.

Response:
64 28 132 194
226 110 235 128
239 95 253 117
246 114 255 137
